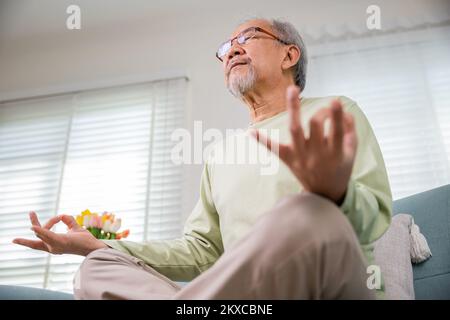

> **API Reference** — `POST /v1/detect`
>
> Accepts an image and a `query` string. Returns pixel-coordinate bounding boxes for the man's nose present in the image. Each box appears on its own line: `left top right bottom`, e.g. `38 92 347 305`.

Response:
227 42 245 61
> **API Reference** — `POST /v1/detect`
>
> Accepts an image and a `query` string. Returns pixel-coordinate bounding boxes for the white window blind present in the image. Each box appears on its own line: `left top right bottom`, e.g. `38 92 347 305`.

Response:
0 77 187 292
304 25 450 200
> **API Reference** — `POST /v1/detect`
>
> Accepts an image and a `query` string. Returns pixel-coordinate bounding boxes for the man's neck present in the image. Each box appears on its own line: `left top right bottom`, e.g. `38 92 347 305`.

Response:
242 82 295 124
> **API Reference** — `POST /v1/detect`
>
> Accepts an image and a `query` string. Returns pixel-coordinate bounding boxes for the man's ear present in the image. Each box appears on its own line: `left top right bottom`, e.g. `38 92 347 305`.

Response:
281 45 300 71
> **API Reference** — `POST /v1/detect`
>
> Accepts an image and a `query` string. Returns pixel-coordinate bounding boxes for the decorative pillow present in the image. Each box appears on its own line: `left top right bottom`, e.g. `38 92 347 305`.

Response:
373 213 431 300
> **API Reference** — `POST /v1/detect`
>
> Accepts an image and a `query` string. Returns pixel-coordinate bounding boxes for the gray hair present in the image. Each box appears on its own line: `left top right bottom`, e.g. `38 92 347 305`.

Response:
269 19 308 92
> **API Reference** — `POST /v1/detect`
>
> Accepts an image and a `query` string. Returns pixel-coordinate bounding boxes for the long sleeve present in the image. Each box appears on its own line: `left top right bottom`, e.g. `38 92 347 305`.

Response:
339 96 392 245
102 163 224 282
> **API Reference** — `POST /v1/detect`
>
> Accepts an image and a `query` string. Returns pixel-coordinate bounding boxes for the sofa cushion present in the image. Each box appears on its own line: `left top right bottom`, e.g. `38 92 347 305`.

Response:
0 285 73 300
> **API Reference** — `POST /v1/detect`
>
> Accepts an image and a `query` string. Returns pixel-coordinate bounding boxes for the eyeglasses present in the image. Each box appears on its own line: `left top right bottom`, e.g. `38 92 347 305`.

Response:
215 26 289 62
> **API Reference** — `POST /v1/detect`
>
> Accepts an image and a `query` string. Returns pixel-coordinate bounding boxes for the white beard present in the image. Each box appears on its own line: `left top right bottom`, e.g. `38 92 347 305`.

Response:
227 64 257 98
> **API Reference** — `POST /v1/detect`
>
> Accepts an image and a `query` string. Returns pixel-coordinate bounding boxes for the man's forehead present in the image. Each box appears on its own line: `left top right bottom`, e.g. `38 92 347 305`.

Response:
230 19 273 38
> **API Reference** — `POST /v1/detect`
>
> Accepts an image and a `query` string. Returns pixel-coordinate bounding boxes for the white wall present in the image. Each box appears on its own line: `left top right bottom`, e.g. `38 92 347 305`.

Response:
1 0 449 221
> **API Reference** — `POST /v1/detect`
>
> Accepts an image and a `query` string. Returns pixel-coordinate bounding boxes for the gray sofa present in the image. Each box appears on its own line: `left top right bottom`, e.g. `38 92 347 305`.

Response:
1 184 449 300
393 184 450 299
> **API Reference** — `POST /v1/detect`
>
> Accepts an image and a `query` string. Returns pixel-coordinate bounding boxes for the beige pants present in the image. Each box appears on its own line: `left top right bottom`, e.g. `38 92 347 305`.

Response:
73 193 376 299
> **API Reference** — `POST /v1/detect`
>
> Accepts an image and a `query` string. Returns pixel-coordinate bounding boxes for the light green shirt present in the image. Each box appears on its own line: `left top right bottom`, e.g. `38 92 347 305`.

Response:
103 96 392 297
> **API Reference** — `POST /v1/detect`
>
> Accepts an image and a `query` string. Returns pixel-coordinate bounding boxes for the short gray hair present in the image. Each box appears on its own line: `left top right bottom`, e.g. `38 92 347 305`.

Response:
269 19 308 92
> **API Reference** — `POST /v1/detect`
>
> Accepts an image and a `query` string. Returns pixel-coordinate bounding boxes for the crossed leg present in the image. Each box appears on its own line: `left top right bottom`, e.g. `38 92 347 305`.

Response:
74 193 375 300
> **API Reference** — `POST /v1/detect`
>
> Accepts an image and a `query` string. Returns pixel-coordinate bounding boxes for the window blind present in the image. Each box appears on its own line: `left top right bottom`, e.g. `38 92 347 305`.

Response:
304 26 450 200
0 77 187 292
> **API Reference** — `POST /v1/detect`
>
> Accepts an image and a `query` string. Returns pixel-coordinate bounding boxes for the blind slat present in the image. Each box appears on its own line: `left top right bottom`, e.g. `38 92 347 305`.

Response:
304 28 450 200
0 78 187 292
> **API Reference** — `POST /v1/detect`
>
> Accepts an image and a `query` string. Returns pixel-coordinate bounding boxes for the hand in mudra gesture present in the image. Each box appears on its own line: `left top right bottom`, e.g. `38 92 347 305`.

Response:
12 211 107 256
252 85 358 205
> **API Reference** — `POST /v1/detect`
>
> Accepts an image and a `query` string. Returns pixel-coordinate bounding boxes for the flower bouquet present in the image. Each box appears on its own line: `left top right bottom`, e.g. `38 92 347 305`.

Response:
75 209 130 240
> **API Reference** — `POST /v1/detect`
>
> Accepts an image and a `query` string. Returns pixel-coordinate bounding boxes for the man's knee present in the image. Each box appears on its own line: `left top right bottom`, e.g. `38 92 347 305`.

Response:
73 247 122 299
263 192 358 250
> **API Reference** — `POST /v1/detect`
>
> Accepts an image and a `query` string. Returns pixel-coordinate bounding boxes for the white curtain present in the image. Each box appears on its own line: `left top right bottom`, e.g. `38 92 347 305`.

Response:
303 25 450 200
0 77 187 292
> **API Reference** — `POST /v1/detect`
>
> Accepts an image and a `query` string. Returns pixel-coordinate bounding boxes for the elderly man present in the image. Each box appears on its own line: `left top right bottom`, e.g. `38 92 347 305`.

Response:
13 18 392 300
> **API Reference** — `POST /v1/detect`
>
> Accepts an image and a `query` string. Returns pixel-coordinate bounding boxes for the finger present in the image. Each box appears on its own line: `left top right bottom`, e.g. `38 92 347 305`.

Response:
286 85 305 152
29 211 41 227
12 238 49 252
251 129 289 161
61 214 81 230
343 113 358 160
343 112 355 133
31 226 59 244
308 108 331 148
330 100 344 153
43 215 63 230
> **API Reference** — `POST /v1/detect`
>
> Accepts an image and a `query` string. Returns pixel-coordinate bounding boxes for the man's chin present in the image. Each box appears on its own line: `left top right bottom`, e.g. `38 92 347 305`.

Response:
227 84 250 98
227 74 247 87
227 70 244 81
226 71 256 97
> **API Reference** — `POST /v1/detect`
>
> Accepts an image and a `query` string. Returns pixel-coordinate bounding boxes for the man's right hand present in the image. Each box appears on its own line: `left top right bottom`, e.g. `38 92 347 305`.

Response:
12 211 108 256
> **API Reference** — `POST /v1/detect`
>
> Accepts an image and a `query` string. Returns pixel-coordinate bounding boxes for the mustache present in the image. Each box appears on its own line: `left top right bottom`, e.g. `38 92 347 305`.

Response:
226 57 252 76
